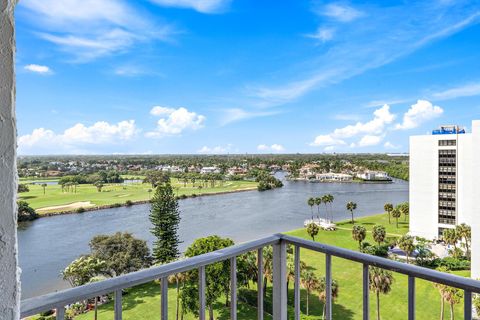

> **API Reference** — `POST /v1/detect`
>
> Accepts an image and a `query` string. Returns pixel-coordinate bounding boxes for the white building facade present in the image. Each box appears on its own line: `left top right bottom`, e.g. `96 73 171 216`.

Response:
409 121 480 278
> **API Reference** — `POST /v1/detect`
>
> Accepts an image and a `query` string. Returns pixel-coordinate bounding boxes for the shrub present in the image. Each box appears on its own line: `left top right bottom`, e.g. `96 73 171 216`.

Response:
111 203 122 208
361 243 389 257
125 200 133 206
76 207 86 213
179 194 188 199
191 193 197 197
438 257 470 271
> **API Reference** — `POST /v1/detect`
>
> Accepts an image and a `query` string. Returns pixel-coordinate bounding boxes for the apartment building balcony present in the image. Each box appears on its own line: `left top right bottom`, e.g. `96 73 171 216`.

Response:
20 234 480 320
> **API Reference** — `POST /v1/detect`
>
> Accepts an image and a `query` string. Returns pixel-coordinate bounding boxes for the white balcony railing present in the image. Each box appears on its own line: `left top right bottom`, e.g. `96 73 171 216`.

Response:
21 234 480 320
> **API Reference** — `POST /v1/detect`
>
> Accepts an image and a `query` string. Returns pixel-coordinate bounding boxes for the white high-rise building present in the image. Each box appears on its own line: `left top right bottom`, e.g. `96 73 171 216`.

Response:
409 120 480 278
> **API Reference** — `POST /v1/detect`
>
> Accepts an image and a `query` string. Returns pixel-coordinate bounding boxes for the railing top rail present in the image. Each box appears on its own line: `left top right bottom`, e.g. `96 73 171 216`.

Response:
280 234 480 293
21 234 281 318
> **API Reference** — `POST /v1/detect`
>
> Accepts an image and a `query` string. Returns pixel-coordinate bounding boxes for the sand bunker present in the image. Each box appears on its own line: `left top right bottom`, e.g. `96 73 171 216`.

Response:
38 201 95 212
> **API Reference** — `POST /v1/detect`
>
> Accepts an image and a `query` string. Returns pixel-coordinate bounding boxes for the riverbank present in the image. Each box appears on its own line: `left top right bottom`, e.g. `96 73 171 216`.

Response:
19 179 258 216
35 187 258 217
73 213 467 320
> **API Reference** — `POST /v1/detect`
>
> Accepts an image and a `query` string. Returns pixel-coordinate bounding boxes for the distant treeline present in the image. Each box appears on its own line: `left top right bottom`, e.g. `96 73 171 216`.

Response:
58 171 124 185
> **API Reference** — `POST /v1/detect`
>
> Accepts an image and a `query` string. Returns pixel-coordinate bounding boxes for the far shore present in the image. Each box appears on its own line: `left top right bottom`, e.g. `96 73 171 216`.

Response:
34 187 258 218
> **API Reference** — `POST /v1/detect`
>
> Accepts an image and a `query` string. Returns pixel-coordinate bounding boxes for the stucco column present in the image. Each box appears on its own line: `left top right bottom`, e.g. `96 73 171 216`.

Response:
471 121 480 280
0 0 20 319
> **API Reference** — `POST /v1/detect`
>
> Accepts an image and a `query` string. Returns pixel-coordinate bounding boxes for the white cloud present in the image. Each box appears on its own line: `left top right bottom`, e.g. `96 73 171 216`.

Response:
310 104 395 147
197 144 232 154
256 144 286 152
220 108 280 125
306 27 335 43
146 107 206 138
18 120 138 154
149 0 231 13
20 0 174 61
358 135 383 147
24 64 52 74
384 141 400 149
395 100 443 130
318 3 364 22
431 83 480 100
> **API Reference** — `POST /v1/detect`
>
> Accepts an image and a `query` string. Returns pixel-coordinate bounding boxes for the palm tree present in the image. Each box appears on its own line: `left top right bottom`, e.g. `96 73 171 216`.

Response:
346 201 357 224
384 203 393 224
317 277 339 319
372 225 386 245
369 267 394 320
400 202 409 222
300 269 319 316
314 197 322 220
41 183 47 195
307 198 315 220
322 194 330 220
168 273 186 320
391 207 401 229
455 223 471 258
397 235 415 263
327 194 335 221
443 286 462 320
352 225 367 250
306 222 320 241
434 266 449 320
443 228 459 252
262 247 273 299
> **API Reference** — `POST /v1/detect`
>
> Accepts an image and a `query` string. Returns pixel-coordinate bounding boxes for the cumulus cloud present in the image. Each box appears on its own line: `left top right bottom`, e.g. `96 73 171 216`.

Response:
146 106 206 138
384 141 400 149
18 120 138 154
358 135 383 147
24 64 52 74
310 104 395 148
149 0 231 13
20 0 174 61
257 144 285 152
395 100 443 130
197 144 232 154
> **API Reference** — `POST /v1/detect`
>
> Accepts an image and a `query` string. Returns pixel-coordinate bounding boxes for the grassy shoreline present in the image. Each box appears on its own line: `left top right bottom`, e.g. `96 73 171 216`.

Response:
72 213 468 320
19 179 258 216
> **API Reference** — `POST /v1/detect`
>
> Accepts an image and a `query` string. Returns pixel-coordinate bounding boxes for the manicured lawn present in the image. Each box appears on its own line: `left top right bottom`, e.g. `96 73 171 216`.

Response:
73 214 470 319
19 179 258 214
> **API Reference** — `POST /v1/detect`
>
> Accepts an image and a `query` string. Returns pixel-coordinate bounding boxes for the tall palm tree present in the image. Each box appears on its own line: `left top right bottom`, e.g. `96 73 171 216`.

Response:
307 198 315 220
443 228 459 252
352 225 367 250
322 194 330 220
41 183 47 195
262 247 273 299
346 201 357 224
455 223 471 258
443 286 462 320
168 273 186 320
300 269 319 316
327 194 335 221
384 203 393 224
314 197 322 220
397 235 415 263
317 277 339 319
434 266 449 320
391 207 401 229
369 267 394 320
372 225 386 246
399 202 409 222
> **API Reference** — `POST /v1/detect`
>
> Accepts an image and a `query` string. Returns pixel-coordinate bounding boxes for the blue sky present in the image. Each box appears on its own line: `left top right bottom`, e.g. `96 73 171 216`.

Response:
15 0 480 155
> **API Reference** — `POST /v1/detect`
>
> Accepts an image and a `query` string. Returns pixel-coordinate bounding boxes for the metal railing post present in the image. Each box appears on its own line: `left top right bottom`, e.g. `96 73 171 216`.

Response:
114 289 122 320
273 240 287 320
325 254 332 320
230 257 237 320
294 245 301 320
199 266 206 320
161 277 168 320
363 264 369 320
408 276 415 320
465 290 472 320
257 248 264 320
56 305 65 320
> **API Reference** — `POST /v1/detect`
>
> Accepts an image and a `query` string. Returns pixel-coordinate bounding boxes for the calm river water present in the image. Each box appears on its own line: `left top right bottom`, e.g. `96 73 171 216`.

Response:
18 175 408 299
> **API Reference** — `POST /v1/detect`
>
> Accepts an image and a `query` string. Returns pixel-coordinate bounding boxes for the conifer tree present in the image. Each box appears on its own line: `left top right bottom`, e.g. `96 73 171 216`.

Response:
150 181 181 264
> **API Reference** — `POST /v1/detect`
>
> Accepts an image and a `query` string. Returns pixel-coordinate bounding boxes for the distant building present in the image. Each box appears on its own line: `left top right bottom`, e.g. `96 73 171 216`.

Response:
357 171 390 181
315 173 352 182
200 166 221 174
409 121 480 279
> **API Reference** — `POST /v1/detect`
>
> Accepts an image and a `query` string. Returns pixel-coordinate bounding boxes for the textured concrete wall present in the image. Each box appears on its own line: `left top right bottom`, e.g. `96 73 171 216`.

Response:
0 0 20 319
471 121 480 279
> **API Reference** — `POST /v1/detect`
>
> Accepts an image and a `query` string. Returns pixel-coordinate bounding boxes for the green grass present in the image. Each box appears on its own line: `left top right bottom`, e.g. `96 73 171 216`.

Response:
19 179 258 214
71 214 471 319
